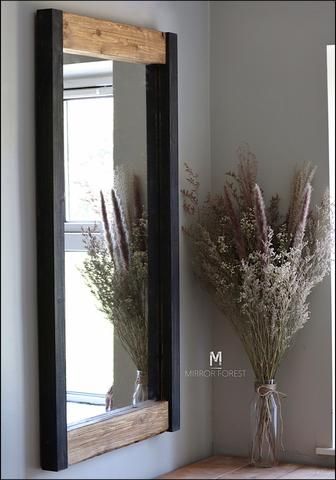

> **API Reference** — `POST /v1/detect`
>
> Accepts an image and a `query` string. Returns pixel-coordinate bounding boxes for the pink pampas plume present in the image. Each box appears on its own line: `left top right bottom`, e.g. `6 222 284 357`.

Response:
224 184 246 260
293 183 312 248
100 191 114 262
111 189 129 269
254 183 269 255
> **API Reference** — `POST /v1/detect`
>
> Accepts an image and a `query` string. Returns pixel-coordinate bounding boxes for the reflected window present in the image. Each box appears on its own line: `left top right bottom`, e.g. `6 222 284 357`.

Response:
64 94 114 221
63 59 114 423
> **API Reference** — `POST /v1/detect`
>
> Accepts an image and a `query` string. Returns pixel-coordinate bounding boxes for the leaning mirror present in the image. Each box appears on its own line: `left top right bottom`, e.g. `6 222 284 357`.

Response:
36 10 179 471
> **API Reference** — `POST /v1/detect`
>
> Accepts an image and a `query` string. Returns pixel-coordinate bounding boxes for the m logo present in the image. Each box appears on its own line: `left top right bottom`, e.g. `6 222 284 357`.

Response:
210 351 222 367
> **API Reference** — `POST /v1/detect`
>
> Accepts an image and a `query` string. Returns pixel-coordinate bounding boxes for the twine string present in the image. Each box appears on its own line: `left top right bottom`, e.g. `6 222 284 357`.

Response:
135 370 148 386
251 383 287 465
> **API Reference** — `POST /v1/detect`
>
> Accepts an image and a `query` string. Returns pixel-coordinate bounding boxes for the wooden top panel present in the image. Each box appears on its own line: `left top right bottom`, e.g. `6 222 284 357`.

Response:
63 12 166 64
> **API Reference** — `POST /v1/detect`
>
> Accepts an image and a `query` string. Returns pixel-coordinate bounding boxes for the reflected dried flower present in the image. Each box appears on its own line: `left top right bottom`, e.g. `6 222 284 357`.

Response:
81 171 148 377
111 188 129 269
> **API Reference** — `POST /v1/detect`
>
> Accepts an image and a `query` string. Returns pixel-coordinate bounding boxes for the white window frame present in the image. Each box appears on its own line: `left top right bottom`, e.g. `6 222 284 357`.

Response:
67 391 106 406
316 44 335 458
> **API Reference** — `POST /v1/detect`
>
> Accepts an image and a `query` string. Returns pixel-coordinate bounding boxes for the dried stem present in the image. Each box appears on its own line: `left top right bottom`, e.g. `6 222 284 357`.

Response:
111 188 129 270
100 190 114 261
133 174 143 222
254 184 269 256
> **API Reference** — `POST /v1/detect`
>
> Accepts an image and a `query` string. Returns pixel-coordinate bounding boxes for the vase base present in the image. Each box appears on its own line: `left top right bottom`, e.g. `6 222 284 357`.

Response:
250 460 280 468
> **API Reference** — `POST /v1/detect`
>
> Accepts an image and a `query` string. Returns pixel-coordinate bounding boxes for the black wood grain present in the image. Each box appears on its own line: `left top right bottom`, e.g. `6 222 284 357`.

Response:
147 33 180 431
36 8 180 470
35 9 68 471
147 63 162 402
161 33 180 432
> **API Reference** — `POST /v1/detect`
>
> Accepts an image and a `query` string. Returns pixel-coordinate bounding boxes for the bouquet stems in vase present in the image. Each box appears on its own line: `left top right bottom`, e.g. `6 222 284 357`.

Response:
250 380 285 467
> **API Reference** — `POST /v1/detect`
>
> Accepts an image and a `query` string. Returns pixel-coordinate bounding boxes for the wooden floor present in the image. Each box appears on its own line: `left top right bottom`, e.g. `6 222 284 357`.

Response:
158 455 335 479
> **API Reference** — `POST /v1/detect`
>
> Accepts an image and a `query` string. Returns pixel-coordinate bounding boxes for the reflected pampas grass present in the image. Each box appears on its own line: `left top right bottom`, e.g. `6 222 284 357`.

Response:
81 172 148 378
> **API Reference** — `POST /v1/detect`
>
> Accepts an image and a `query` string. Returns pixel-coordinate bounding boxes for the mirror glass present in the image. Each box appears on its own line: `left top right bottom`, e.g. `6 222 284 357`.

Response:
63 53 148 426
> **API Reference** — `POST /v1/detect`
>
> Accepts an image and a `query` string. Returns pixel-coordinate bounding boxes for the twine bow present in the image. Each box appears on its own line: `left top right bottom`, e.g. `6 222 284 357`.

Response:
257 383 287 400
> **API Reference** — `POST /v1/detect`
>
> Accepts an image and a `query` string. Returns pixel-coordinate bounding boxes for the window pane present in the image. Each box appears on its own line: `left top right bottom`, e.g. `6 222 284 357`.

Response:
65 251 114 395
67 402 107 425
64 97 114 221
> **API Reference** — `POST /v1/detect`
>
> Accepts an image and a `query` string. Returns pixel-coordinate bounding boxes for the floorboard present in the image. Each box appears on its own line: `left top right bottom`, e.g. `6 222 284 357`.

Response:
158 455 335 479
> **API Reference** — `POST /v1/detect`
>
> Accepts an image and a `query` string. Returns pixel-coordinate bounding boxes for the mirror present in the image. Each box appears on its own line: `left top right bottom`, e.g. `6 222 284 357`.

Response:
63 54 148 425
36 9 179 471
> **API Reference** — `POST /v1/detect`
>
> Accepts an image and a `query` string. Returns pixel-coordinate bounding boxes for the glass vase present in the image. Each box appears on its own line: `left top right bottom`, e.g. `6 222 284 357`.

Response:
132 370 148 407
250 379 282 467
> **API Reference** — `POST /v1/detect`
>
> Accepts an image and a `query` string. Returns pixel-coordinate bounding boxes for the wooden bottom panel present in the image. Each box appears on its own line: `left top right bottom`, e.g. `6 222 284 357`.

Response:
68 400 168 465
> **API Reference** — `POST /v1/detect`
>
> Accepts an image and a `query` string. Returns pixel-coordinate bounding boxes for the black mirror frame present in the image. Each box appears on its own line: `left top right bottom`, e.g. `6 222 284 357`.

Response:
35 9 179 471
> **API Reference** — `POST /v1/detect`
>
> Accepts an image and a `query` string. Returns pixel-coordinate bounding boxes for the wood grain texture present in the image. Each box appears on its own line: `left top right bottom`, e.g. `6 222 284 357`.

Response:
279 466 335 479
35 9 67 472
63 12 166 64
147 61 162 403
158 456 335 480
218 463 301 479
68 401 169 465
146 33 180 432
36 6 178 470
159 33 180 432
159 456 249 479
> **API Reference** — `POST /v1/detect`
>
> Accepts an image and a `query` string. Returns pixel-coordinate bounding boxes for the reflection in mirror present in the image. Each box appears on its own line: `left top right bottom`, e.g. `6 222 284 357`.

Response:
63 54 148 427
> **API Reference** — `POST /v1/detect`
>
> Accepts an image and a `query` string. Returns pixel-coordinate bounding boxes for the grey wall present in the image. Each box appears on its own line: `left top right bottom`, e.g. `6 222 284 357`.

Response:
113 61 147 186
112 61 147 409
1 1 212 478
2 0 334 477
210 0 334 467
113 336 137 409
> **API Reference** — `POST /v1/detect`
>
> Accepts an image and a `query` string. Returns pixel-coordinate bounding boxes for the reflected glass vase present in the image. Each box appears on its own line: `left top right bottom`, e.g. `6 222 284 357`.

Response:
250 380 282 468
132 370 148 407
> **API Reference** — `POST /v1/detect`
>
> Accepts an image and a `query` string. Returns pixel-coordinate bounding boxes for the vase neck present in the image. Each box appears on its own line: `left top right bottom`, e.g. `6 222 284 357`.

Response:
135 370 147 385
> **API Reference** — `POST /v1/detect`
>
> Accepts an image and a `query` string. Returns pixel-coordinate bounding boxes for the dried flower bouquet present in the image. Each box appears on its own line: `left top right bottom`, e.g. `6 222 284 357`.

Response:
182 145 332 465
81 170 148 409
